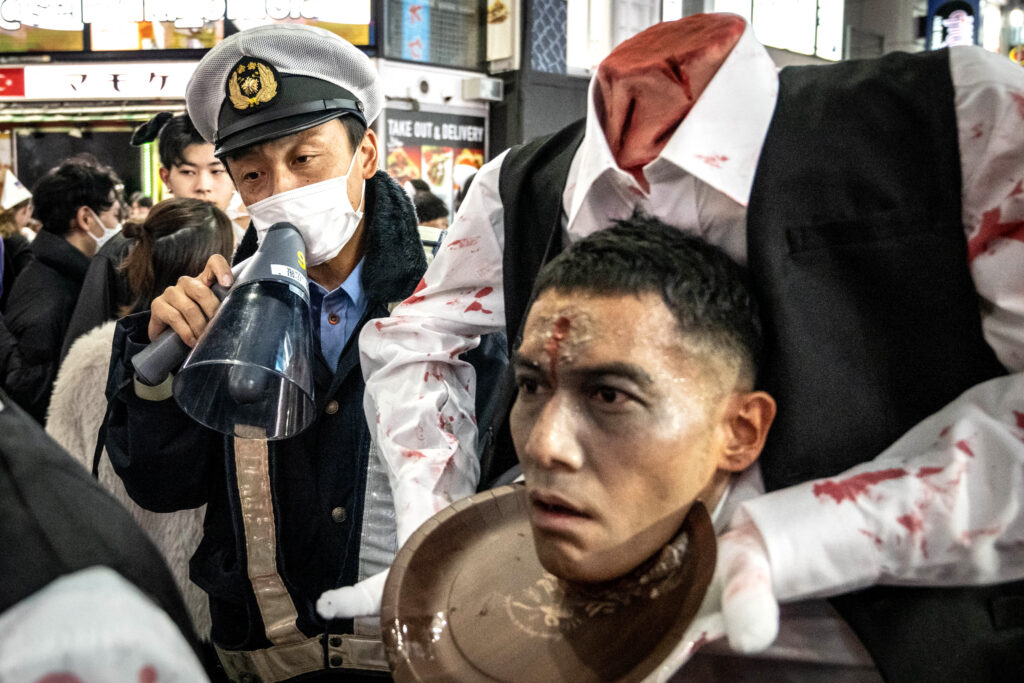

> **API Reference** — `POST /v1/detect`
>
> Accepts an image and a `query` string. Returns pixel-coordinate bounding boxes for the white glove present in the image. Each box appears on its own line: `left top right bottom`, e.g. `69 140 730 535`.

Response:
716 519 779 653
316 570 389 619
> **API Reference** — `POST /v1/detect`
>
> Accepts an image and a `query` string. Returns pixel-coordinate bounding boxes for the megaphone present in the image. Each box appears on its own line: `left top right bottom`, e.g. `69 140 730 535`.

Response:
132 223 316 440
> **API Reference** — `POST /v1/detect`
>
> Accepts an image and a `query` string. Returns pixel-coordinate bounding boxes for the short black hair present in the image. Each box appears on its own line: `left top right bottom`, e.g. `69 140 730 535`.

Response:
413 191 449 223
129 191 153 209
531 211 762 384
156 114 207 169
32 155 122 237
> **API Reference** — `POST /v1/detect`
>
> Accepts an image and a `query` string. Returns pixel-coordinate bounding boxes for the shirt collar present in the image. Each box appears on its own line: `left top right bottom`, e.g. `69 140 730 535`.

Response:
569 24 779 229
308 256 367 308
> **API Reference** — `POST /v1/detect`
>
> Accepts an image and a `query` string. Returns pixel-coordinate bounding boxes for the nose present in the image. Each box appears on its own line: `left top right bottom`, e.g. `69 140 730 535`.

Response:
522 394 584 472
193 170 213 194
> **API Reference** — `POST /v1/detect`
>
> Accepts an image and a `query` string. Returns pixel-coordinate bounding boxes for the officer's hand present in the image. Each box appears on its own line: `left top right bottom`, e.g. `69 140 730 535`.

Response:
147 253 234 345
716 519 779 652
316 570 388 619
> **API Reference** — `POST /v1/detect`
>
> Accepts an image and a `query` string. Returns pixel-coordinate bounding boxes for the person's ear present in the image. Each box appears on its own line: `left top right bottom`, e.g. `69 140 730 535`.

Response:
359 128 379 179
73 205 93 233
158 166 172 189
718 390 776 472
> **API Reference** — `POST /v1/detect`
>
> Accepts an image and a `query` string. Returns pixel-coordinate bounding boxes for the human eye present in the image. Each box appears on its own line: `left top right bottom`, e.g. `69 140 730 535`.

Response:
514 371 547 398
587 383 640 411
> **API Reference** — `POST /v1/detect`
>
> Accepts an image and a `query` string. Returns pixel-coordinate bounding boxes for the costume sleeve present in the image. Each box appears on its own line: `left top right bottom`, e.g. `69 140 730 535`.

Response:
103 312 218 513
733 46 1024 600
359 151 510 545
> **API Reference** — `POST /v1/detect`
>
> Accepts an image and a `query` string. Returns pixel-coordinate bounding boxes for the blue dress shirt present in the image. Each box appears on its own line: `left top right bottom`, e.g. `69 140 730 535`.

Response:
307 258 367 370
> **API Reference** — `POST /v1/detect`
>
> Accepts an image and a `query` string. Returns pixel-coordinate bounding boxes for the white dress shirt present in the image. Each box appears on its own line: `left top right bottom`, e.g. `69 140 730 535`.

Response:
360 21 1024 637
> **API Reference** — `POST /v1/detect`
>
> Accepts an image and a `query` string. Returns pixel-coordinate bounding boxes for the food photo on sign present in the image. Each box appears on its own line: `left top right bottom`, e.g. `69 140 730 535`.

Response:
385 110 486 218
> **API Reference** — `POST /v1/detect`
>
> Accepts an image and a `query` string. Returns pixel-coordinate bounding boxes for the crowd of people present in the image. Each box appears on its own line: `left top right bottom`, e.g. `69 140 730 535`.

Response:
1 12 1023 682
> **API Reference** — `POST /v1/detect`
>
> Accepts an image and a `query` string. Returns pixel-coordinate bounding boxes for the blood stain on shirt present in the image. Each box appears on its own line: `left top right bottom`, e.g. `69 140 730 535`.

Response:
1013 93 1024 119
1010 179 1024 198
403 449 427 460
138 666 158 683
464 300 492 314
36 676 85 683
967 207 1024 262
897 512 924 534
970 123 984 139
812 468 909 504
939 425 951 438
1013 410 1024 429
916 466 945 478
374 320 384 332
695 154 729 169
404 278 428 305
859 529 884 546
474 286 493 298
447 237 480 250
955 439 975 458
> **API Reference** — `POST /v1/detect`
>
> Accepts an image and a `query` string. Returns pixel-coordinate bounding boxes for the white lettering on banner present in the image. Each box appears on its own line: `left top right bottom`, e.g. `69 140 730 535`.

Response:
388 119 413 137
0 0 369 30
0 61 197 100
441 123 484 143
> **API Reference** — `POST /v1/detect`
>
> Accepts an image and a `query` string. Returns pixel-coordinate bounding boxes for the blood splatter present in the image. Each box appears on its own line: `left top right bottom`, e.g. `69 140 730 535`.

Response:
464 301 492 314
939 426 950 438
897 513 923 534
812 468 909 504
404 278 428 305
447 237 480 250
138 666 158 683
1014 411 1024 430
423 371 429 382
374 321 384 332
916 466 945 478
859 529 884 546
1011 180 1024 198
403 449 426 460
967 207 1024 262
544 316 572 382
1013 93 1024 120
960 525 1002 545
36 676 85 683
474 286 493 298
955 440 975 458
971 123 984 139
695 154 728 169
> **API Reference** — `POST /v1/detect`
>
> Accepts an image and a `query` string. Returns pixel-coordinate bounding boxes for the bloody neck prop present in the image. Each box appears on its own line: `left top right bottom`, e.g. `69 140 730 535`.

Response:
595 13 746 182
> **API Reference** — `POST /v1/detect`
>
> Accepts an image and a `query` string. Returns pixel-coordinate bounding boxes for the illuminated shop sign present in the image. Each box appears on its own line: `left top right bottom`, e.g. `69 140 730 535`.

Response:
0 61 196 99
0 0 370 31
927 0 979 49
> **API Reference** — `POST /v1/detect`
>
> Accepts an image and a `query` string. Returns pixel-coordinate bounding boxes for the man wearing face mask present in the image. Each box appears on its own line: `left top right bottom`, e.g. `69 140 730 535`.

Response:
0 155 122 423
103 25 426 682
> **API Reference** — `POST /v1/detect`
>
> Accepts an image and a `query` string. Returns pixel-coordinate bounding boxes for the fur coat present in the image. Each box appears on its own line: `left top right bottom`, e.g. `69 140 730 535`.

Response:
45 321 210 639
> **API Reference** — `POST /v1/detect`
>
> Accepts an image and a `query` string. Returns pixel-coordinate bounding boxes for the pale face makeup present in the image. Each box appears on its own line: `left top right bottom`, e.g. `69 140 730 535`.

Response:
510 289 734 583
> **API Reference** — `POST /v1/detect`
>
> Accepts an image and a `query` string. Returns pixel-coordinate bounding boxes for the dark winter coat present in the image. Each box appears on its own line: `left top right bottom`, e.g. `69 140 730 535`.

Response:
104 171 426 652
0 229 90 423
60 232 133 363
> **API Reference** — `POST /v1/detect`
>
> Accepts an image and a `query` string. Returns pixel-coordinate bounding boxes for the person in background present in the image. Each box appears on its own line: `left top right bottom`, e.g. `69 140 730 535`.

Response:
0 169 35 312
47 198 234 655
0 155 121 423
128 190 153 223
413 190 449 263
61 112 238 361
354 13 1024 681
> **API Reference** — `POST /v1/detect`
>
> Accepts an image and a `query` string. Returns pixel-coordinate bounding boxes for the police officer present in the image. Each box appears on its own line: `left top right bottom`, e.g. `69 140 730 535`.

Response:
105 24 425 681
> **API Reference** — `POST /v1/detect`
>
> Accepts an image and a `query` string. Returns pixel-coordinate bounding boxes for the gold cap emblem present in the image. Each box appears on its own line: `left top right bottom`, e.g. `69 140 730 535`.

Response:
227 58 279 112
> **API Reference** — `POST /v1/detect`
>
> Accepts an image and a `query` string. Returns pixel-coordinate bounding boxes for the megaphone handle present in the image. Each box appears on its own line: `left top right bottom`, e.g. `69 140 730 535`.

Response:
130 280 233 387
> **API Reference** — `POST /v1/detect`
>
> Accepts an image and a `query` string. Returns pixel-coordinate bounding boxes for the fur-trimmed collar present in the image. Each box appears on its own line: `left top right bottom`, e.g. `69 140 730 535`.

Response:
233 170 425 304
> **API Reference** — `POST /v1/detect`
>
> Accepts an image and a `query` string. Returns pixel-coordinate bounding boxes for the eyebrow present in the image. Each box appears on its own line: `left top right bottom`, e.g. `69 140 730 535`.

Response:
512 354 655 389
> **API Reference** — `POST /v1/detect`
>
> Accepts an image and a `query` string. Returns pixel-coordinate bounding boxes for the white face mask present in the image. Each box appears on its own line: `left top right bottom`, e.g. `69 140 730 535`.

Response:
87 207 122 250
246 151 365 267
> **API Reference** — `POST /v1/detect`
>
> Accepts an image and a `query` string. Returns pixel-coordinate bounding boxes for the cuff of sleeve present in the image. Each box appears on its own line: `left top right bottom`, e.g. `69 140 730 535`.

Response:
133 373 174 402
736 482 882 602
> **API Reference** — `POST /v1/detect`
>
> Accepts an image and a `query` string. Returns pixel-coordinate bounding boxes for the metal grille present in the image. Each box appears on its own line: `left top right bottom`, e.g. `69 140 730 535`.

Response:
385 0 485 69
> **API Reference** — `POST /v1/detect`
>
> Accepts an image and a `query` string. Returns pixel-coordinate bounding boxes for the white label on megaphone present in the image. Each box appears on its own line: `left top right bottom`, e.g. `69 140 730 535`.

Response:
271 264 305 285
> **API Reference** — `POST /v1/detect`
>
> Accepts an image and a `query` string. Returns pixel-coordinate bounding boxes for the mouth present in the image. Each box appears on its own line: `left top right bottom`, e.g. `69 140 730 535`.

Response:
529 490 590 520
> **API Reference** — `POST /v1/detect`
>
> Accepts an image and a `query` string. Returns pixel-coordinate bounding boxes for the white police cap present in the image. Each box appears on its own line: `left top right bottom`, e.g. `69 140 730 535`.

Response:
186 24 381 157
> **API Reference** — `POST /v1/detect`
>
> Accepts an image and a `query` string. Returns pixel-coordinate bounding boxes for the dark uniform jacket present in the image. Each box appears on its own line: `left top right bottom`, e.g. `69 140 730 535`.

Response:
104 171 425 652
488 49 1024 682
0 229 90 423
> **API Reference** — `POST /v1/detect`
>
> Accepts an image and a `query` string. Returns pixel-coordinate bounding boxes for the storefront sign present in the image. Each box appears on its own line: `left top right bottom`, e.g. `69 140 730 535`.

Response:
927 0 979 50
0 61 195 99
385 109 485 215
0 0 369 31
401 0 429 62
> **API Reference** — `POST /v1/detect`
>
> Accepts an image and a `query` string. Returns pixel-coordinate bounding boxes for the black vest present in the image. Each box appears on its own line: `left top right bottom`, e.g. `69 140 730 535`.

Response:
491 49 1024 681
